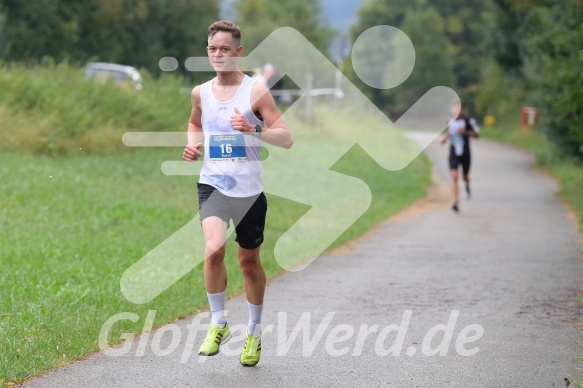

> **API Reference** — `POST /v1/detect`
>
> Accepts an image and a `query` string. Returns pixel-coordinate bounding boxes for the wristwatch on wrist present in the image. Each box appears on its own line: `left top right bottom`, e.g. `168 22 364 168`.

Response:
252 124 262 138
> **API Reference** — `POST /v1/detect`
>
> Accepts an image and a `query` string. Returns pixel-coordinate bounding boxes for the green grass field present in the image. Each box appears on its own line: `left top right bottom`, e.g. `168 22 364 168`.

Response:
0 65 431 384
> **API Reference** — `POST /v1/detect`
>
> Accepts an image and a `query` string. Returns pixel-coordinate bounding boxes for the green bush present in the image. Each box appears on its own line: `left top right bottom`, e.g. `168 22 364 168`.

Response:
485 0 583 159
522 1 583 159
0 61 192 154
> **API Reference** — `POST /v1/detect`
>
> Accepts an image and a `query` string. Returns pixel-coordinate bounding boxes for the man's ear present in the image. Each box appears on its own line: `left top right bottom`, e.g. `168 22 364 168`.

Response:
237 45 243 56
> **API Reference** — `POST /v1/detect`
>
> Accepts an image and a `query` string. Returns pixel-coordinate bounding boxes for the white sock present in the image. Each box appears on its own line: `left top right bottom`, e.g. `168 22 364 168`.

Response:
207 291 226 327
247 302 263 336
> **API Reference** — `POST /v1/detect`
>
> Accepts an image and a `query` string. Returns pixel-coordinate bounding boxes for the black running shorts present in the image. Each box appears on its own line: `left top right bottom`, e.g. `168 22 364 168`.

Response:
449 146 471 174
197 183 267 249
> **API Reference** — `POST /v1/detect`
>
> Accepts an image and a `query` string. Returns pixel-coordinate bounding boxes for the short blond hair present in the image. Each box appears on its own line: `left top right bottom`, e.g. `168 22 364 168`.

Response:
208 20 242 47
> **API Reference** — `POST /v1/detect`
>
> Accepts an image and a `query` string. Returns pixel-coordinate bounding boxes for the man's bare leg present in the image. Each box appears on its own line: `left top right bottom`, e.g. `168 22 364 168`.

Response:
202 216 228 325
451 169 460 212
463 173 470 199
238 246 265 336
197 216 231 356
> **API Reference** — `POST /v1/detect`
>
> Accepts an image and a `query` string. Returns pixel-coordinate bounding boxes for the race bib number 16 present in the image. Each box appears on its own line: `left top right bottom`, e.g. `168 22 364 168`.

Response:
209 134 247 161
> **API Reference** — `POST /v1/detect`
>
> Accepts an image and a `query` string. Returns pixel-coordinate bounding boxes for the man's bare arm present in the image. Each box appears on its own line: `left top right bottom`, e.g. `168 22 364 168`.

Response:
441 130 450 145
251 84 294 149
183 86 204 161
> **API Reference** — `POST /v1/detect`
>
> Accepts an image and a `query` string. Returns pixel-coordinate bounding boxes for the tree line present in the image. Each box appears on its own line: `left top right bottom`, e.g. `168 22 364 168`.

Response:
0 0 219 79
485 0 583 158
0 0 330 80
345 0 582 159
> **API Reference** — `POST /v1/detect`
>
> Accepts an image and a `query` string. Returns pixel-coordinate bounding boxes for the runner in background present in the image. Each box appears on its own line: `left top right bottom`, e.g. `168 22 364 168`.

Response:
441 100 480 213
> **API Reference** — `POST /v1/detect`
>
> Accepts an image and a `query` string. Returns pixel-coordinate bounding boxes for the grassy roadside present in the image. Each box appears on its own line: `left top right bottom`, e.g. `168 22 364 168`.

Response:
0 61 194 155
481 125 583 233
0 104 430 384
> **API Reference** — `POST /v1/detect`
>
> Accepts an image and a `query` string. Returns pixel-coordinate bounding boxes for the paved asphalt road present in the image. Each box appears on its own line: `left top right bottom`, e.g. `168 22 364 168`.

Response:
25 135 583 387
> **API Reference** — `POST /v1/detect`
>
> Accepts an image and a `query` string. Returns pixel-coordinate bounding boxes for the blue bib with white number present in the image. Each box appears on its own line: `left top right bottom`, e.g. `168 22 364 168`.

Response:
209 134 247 161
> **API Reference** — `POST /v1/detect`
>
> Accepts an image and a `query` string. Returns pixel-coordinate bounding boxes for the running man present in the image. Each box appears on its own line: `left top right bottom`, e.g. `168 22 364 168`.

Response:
183 20 293 366
441 100 480 213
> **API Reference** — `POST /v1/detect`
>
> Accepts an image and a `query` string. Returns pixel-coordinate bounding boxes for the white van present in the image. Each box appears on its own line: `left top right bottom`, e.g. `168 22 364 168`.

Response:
85 62 143 91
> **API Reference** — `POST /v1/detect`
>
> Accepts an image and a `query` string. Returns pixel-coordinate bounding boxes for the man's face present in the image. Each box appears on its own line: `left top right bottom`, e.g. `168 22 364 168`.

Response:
207 31 242 73
451 101 463 118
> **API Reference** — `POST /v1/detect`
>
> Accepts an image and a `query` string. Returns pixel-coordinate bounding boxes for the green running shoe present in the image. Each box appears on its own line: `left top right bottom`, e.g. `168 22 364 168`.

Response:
240 333 262 366
198 323 231 356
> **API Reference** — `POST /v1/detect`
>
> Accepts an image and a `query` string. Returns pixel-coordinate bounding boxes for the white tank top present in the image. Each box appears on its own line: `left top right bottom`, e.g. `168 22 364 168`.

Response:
199 75 264 197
